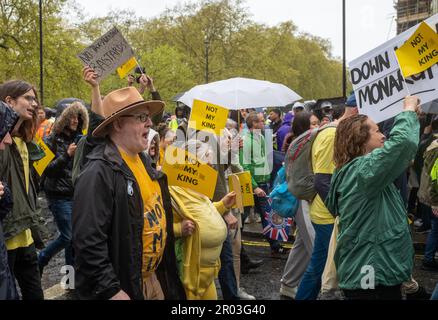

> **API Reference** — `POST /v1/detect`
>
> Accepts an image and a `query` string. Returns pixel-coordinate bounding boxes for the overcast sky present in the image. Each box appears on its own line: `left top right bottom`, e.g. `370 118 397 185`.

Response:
73 0 396 62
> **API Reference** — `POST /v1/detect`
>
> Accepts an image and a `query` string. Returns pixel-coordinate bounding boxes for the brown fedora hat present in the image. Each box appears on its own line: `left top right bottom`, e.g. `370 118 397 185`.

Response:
92 87 164 137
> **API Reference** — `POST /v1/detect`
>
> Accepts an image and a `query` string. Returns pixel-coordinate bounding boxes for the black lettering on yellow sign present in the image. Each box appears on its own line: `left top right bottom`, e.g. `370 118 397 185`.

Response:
185 155 201 167
245 183 251 193
177 173 199 185
419 49 438 66
206 114 216 121
411 33 424 48
418 43 429 55
205 105 218 113
183 165 198 175
201 121 216 129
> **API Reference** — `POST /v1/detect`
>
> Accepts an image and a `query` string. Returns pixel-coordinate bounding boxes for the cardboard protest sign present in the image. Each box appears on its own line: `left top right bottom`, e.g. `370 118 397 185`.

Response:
77 27 135 81
188 99 228 136
228 171 255 208
162 145 218 199
349 14 438 124
33 136 55 176
396 22 438 78
117 56 138 79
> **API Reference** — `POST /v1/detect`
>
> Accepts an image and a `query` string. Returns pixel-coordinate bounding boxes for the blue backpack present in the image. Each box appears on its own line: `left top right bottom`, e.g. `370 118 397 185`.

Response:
269 165 299 218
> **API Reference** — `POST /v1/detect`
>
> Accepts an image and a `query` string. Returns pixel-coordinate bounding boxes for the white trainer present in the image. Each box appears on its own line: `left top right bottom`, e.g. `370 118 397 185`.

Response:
238 287 256 300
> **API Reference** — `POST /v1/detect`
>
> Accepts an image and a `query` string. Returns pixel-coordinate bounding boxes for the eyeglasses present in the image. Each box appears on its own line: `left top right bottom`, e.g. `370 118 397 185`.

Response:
21 95 38 103
121 113 150 123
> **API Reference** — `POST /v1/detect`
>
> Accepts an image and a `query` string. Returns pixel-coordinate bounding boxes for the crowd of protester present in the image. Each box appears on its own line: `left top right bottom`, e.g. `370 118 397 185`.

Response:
1 65 438 301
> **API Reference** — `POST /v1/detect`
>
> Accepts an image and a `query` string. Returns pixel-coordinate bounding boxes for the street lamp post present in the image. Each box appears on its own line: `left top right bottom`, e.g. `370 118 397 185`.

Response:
204 35 209 84
39 0 44 104
342 0 347 99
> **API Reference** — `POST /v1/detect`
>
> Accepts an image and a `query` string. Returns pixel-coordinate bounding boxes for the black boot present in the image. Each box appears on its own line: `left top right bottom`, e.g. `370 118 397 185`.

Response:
240 246 263 274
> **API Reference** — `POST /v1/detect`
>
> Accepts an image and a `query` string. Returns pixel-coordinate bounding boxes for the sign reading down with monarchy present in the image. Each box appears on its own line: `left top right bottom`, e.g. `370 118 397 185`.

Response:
77 27 135 81
349 14 438 123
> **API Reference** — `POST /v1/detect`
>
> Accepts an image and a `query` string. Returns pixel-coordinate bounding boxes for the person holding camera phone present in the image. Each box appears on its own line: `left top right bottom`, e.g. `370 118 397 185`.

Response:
37 101 89 276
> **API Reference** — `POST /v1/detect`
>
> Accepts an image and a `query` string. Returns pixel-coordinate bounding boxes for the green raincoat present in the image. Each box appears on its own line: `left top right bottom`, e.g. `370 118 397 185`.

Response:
325 111 419 290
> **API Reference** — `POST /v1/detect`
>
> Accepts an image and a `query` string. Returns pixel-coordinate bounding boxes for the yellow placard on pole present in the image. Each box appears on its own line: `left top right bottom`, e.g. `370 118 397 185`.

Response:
116 56 137 79
395 22 438 78
162 145 218 199
33 136 55 176
188 99 229 136
228 171 254 208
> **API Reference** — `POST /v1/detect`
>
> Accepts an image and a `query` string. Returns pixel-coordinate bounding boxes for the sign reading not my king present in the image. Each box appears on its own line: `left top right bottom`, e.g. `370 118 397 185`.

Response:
349 14 438 124
77 27 135 81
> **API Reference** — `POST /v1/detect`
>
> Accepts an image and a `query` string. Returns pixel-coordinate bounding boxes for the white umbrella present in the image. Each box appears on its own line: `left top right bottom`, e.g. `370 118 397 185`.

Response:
178 77 302 110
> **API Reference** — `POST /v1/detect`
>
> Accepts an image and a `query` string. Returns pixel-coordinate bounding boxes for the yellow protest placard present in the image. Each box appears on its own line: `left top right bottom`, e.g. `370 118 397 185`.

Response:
395 22 438 78
228 171 254 208
162 145 218 199
33 136 55 176
188 99 229 136
117 56 137 79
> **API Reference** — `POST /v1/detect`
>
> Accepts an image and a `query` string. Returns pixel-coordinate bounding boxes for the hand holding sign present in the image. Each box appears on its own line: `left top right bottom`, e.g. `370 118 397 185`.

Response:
82 66 99 88
77 27 135 81
403 95 421 113
222 191 237 209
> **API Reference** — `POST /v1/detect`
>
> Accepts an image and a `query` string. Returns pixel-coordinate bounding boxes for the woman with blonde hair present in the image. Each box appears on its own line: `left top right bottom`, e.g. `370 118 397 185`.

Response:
325 96 420 300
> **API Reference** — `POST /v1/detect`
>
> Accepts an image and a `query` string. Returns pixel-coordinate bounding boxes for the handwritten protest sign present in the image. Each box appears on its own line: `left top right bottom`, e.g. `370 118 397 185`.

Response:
349 14 438 123
162 145 218 199
33 136 55 176
77 27 135 81
396 22 438 78
228 171 254 208
188 99 228 136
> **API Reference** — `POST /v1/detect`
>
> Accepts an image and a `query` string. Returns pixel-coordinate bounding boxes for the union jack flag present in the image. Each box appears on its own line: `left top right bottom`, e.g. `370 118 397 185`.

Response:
262 198 293 241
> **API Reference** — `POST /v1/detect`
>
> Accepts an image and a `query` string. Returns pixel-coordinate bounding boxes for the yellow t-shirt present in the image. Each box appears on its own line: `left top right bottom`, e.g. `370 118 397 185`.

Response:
309 128 336 225
6 137 34 250
158 147 165 168
119 149 167 280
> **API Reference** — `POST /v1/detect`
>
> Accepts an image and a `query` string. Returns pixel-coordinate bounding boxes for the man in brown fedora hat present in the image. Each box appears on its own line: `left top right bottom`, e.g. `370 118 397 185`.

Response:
72 76 185 300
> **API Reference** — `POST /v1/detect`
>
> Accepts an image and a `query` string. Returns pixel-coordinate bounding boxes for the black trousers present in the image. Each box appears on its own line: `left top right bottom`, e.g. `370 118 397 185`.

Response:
343 284 402 300
8 243 44 300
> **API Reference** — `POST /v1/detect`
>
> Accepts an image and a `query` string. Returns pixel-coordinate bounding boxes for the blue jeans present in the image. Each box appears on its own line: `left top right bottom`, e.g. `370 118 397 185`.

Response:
218 233 239 300
295 223 334 300
38 199 73 268
424 215 438 263
248 183 281 250
419 202 432 230
431 283 438 300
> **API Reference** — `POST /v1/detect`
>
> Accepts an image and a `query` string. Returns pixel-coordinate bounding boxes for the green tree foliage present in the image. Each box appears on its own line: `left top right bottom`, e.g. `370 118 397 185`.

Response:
0 0 350 111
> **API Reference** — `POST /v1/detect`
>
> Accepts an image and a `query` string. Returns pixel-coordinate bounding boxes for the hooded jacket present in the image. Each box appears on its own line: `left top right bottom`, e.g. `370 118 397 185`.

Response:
43 102 89 199
325 111 418 290
170 186 227 299
144 128 160 166
0 183 18 300
276 112 294 152
72 139 185 300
